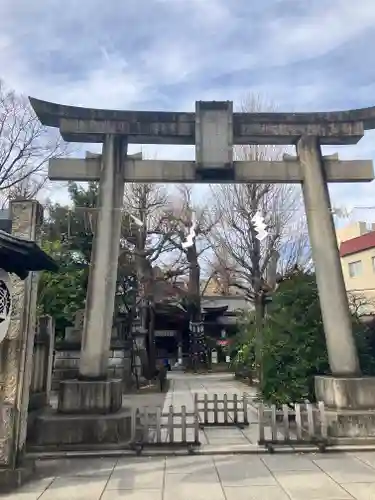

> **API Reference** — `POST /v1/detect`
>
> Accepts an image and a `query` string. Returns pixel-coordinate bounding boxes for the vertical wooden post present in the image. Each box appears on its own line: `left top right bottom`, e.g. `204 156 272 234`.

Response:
131 408 137 442
181 406 187 442
168 405 174 443
306 403 314 438
282 404 289 441
318 401 327 440
156 408 162 443
194 407 200 444
233 394 238 424
295 403 302 440
213 394 218 425
271 405 277 441
203 394 208 425
223 394 228 424
242 394 248 425
143 408 149 443
258 403 265 443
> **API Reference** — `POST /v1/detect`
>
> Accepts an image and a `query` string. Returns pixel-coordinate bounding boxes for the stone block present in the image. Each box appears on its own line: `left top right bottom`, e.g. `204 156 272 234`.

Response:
315 375 375 409
28 409 132 448
28 391 47 411
326 410 375 438
58 379 122 414
55 350 80 359
64 327 82 342
0 460 35 493
74 309 85 330
54 357 80 369
108 356 124 368
53 368 79 380
112 349 125 358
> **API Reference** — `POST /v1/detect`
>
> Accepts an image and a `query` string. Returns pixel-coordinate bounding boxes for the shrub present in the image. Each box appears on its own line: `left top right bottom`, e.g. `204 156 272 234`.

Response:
235 270 375 406
230 311 256 378
260 271 328 406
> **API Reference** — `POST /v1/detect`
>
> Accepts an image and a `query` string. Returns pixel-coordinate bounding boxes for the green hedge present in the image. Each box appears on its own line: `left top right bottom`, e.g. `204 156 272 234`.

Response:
233 271 375 406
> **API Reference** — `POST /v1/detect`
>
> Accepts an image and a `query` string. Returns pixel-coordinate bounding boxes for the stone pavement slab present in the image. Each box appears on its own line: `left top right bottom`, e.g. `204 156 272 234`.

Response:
273 470 352 500
261 454 320 472
224 485 291 500
313 454 375 484
214 455 277 487
340 483 375 500
36 476 109 500
36 457 118 477
350 450 375 469
165 454 217 475
101 490 162 500
164 482 225 500
106 456 165 490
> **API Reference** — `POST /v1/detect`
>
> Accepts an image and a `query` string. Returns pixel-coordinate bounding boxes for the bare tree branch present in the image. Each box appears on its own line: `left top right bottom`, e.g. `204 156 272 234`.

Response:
0 80 69 206
209 94 310 306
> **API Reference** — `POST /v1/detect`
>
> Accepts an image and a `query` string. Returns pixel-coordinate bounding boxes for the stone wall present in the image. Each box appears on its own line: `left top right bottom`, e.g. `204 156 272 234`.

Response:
0 200 42 468
52 341 131 390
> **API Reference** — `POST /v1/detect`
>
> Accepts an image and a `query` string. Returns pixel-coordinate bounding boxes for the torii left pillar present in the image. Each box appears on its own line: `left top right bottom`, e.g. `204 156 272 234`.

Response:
58 135 126 414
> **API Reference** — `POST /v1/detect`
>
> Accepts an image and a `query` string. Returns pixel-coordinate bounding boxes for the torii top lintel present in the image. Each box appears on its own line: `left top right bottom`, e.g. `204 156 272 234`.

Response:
29 97 375 146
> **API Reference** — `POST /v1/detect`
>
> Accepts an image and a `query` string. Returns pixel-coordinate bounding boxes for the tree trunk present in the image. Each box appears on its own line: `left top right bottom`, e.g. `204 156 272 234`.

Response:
187 249 207 370
254 292 265 386
148 303 156 372
134 244 150 375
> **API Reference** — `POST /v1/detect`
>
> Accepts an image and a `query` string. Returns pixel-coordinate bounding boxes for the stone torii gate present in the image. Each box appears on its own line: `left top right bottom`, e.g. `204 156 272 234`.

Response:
30 98 375 416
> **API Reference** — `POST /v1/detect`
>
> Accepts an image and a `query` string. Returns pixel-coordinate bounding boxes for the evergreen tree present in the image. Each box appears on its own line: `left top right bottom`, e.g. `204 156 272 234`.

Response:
260 271 329 405
258 270 375 405
38 181 136 337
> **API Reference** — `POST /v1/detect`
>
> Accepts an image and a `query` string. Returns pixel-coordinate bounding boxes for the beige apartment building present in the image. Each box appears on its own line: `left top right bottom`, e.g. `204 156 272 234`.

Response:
336 222 375 315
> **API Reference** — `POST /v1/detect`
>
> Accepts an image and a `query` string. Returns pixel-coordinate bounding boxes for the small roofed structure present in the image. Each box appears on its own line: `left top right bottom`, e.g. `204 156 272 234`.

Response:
0 229 58 279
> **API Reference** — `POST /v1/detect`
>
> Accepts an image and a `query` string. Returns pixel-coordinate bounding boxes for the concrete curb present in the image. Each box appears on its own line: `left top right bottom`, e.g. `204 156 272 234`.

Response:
26 443 375 460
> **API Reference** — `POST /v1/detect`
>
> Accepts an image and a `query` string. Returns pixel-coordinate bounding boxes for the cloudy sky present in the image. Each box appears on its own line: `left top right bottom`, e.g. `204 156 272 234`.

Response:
1 0 375 222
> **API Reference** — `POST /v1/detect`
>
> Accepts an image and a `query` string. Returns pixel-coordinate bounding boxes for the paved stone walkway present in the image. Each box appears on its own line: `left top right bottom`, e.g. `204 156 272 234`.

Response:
162 371 259 445
8 372 375 499
8 451 375 499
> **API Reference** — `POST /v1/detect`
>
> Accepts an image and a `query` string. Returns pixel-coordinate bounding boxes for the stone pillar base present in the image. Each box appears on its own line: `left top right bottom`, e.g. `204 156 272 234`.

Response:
0 460 35 493
315 375 375 410
325 409 375 439
315 376 375 440
58 379 122 414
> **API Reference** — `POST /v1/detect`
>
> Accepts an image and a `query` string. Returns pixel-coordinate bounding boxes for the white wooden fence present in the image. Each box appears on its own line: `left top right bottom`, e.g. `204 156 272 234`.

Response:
194 393 249 428
257 401 328 452
131 405 200 453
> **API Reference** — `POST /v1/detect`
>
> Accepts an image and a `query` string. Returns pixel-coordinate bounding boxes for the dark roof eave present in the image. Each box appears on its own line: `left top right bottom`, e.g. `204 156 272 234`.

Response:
0 230 59 279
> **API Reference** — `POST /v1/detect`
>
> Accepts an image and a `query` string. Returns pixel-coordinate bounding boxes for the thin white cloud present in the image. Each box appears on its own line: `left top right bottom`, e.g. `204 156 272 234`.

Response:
50 53 152 109
265 0 375 66
0 0 375 213
1 0 374 107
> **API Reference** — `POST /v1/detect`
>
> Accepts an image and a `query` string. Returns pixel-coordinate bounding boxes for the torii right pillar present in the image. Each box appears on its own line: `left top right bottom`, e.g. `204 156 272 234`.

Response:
297 135 375 428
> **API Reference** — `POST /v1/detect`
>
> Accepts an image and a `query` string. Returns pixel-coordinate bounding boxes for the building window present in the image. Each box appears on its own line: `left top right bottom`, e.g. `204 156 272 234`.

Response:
348 260 362 278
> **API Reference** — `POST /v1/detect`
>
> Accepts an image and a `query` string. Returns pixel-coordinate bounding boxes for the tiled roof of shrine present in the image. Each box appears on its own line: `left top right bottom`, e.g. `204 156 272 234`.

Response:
0 230 58 279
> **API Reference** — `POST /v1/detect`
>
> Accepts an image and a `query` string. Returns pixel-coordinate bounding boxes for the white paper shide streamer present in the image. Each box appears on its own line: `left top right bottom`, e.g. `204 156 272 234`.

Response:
182 212 198 249
252 212 268 241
